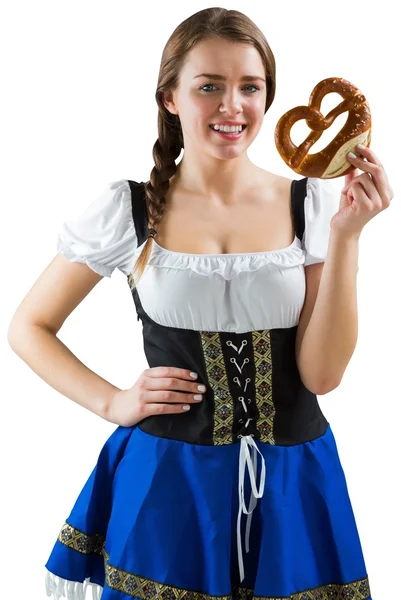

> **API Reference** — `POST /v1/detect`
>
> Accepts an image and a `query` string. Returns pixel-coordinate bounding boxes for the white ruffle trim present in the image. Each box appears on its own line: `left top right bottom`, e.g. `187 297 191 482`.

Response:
45 569 103 600
144 237 305 280
57 236 113 278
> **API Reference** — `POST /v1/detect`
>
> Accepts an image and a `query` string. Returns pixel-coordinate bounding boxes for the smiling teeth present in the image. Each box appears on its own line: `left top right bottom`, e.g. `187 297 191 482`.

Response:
212 124 244 132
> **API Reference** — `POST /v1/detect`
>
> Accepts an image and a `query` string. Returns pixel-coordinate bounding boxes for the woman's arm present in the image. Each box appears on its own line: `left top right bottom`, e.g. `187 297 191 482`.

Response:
7 253 121 420
296 230 359 393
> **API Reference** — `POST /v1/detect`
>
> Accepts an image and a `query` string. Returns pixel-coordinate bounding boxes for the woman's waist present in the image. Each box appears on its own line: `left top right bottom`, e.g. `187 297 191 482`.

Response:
138 394 328 447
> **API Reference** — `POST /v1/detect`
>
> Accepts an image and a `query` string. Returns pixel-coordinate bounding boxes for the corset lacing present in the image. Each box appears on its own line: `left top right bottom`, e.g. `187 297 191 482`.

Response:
226 339 266 583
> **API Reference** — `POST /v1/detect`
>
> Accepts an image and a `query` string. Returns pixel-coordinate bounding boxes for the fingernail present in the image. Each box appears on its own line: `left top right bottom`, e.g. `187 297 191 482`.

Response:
190 372 198 378
348 152 357 159
197 384 206 392
357 144 366 149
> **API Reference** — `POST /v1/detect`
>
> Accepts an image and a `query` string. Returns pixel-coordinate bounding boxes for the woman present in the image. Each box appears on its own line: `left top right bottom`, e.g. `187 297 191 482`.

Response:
8 7 393 600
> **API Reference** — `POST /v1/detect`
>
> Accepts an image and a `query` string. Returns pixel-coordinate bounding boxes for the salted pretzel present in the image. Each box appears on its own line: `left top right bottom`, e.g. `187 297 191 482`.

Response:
274 77 372 179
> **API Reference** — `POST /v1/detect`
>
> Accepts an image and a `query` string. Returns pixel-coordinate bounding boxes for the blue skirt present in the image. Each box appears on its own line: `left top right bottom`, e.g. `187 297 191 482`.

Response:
45 422 372 599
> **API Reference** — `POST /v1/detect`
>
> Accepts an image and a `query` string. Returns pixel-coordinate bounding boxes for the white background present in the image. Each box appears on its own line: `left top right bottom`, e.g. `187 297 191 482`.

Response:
2 1 400 598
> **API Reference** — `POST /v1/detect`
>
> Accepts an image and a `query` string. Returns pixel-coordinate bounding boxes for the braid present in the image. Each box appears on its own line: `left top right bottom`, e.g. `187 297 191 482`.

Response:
128 112 182 290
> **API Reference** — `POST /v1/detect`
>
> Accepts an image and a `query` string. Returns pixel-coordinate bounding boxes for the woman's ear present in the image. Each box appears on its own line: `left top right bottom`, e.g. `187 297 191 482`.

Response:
163 90 179 116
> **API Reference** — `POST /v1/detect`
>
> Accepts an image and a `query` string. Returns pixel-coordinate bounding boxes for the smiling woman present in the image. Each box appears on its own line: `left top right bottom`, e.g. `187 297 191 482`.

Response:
7 6 373 600
158 38 270 167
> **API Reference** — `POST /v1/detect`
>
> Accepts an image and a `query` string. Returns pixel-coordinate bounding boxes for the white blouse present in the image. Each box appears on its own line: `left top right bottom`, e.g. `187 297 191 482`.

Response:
57 177 340 333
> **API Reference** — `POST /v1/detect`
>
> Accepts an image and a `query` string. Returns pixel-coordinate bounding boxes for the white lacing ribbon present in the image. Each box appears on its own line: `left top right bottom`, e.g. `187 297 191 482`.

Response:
237 434 266 583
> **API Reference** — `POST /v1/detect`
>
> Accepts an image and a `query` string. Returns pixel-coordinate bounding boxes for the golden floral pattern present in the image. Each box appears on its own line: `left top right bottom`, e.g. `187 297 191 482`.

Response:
200 329 276 445
252 330 275 445
56 522 371 599
57 521 104 556
200 331 234 445
104 549 371 600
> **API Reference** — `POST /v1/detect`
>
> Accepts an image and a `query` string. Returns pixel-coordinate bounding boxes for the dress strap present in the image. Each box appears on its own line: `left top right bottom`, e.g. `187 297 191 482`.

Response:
290 177 308 244
127 180 149 247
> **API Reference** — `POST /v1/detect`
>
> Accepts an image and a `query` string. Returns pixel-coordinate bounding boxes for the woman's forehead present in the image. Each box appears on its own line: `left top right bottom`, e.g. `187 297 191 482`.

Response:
182 40 265 80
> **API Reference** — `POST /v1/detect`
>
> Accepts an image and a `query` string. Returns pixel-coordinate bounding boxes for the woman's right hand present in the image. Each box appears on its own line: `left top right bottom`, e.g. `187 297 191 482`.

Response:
105 366 207 427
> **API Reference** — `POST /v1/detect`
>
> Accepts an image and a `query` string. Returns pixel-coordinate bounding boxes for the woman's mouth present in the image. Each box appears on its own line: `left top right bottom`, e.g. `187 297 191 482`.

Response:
209 124 248 140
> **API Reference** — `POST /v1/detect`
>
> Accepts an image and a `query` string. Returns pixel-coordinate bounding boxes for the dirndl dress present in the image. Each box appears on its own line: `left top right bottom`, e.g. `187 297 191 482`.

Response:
45 177 372 599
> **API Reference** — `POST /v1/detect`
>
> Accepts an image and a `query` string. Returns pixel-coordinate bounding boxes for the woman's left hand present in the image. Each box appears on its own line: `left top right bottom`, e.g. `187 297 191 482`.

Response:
330 144 394 237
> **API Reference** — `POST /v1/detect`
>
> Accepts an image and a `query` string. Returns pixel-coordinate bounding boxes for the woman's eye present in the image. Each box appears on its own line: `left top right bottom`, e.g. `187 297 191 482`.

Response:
200 84 259 93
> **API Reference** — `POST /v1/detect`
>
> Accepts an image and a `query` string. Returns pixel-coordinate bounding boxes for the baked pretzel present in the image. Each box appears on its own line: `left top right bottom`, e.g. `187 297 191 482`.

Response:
274 77 372 179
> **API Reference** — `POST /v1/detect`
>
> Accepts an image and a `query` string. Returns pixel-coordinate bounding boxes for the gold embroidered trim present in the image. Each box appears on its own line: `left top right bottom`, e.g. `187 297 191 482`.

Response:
250 575 371 599
252 331 275 444
104 547 371 600
104 549 237 599
232 586 254 600
200 331 234 445
57 522 105 556
200 330 277 445
56 523 371 600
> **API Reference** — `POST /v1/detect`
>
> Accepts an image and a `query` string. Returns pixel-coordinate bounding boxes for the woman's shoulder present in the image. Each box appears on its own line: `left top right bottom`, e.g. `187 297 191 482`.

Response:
252 166 290 185
257 168 340 265
56 179 139 278
250 168 295 205
257 167 337 200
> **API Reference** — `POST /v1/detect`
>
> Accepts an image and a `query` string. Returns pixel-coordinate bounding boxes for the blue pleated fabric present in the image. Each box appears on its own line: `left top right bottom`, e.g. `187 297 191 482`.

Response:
45 422 372 599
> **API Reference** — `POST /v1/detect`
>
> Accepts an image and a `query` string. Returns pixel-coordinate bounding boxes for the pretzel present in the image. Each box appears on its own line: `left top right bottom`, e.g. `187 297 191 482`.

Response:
274 77 372 179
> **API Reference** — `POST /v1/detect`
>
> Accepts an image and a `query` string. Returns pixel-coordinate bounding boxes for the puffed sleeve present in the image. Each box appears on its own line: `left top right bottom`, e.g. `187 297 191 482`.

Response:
302 177 340 266
56 179 137 277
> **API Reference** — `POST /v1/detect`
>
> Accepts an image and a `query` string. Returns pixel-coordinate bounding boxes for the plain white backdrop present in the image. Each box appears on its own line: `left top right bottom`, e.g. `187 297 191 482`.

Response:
2 1 400 597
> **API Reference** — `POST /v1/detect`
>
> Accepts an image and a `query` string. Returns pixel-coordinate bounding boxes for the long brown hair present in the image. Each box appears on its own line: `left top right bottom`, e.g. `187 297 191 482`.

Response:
128 7 276 290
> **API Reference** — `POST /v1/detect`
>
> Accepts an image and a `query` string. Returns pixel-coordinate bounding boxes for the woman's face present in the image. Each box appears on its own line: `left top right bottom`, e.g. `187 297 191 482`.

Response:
164 38 268 160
